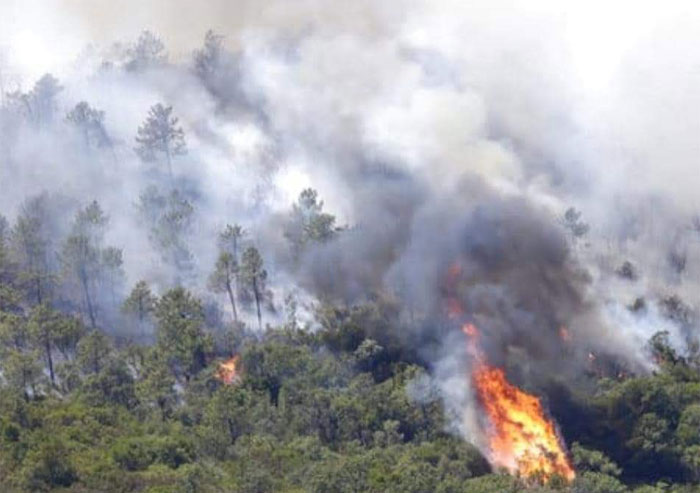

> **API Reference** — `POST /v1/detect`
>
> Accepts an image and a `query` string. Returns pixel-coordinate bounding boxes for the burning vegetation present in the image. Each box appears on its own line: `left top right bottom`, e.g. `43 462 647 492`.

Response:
446 262 575 481
215 355 240 385
2 4 700 491
463 323 575 481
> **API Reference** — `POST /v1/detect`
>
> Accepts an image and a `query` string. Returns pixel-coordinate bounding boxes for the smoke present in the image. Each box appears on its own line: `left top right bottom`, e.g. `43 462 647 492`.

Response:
2 0 700 454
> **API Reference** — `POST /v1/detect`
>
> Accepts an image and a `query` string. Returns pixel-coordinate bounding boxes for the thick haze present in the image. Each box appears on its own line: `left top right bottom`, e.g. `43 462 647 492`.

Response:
1 0 699 456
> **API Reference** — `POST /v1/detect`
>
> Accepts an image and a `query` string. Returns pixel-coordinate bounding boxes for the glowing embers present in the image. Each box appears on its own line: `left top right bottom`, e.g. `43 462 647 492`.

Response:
462 323 575 481
215 355 240 385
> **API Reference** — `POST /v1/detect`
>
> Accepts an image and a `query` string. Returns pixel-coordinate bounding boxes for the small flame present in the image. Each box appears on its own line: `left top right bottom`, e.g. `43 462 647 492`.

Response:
463 322 479 338
559 326 572 343
462 323 575 481
216 355 240 385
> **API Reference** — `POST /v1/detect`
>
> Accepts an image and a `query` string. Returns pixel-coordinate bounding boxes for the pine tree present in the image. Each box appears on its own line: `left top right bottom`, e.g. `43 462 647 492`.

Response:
125 30 167 72
209 224 245 322
240 246 267 330
154 287 212 381
27 305 62 385
122 281 157 340
66 101 111 149
134 104 186 181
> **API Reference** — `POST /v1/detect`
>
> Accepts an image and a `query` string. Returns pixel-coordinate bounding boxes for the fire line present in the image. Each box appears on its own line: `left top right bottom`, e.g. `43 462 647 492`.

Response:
445 261 574 481
463 323 575 481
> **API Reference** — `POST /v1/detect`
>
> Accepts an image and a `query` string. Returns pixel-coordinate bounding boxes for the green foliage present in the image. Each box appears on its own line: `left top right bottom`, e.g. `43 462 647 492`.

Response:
239 246 268 329
208 223 246 324
572 442 622 477
111 435 194 471
572 471 627 493
136 349 178 421
154 287 213 381
66 101 110 149
122 280 158 340
0 242 698 493
209 252 239 320
134 103 186 178
138 187 195 275
10 194 56 305
78 359 137 409
18 437 77 491
1 348 43 397
27 304 64 384
76 329 112 375
284 188 339 257
461 474 520 493
61 200 122 328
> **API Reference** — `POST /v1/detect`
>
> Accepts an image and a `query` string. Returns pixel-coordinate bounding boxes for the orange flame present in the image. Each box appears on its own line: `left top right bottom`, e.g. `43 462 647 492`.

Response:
462 324 575 481
216 355 240 385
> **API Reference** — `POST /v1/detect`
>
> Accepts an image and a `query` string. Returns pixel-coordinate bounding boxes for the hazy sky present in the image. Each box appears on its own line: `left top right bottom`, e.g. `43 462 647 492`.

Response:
1 0 695 87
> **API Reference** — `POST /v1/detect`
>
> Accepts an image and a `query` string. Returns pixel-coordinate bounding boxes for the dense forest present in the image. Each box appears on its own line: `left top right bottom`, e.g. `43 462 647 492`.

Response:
0 228 699 492
0 7 700 493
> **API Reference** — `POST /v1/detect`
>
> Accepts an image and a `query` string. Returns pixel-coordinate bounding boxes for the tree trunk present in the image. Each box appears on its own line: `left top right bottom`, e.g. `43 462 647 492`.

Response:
81 272 96 329
23 367 31 401
45 339 55 385
138 297 146 341
93 343 100 374
165 146 173 186
225 280 238 322
35 275 42 305
253 277 262 330
227 418 237 443
159 399 167 422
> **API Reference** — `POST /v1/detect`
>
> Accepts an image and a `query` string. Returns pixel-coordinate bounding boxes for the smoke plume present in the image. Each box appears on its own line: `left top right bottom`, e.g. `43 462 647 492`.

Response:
1 0 699 463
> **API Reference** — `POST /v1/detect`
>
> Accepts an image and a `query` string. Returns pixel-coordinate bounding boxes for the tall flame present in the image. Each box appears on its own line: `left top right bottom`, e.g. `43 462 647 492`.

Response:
462 323 575 481
216 355 240 385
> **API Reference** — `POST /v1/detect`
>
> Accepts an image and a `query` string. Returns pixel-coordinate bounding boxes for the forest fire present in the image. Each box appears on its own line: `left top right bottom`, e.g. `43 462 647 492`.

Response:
445 262 574 481
463 323 575 481
215 355 240 385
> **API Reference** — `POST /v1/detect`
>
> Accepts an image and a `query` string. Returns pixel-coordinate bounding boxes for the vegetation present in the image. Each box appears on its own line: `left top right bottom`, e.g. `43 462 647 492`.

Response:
0 29 697 493
0 232 699 492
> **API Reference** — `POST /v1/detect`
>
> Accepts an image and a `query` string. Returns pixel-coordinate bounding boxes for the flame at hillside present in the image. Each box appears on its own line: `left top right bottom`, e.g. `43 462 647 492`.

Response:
216 356 240 385
462 323 575 481
444 261 574 481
